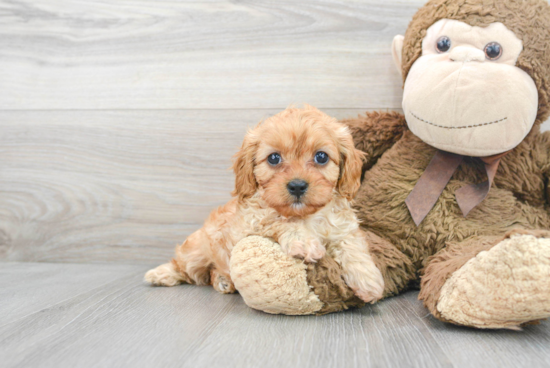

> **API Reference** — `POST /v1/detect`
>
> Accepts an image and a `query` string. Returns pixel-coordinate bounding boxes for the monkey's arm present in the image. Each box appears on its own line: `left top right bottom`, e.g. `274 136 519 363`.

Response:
340 111 407 172
540 131 550 207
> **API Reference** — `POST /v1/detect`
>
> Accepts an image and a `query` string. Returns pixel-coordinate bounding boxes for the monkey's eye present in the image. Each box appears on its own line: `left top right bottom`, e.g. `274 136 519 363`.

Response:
436 36 451 53
267 153 282 166
484 42 502 60
314 151 329 165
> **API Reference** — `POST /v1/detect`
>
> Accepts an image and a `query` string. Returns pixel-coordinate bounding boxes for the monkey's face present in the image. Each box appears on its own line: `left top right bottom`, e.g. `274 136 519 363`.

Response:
394 19 538 157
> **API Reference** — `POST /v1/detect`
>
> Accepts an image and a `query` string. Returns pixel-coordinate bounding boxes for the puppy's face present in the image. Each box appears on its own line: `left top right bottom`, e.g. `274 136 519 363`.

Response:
232 106 364 217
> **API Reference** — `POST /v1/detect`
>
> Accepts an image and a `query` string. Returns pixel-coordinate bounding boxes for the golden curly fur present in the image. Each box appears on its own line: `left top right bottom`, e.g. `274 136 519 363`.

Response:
145 105 384 303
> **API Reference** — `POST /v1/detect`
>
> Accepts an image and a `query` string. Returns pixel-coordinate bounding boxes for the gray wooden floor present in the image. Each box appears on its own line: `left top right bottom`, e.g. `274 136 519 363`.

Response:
1 262 549 368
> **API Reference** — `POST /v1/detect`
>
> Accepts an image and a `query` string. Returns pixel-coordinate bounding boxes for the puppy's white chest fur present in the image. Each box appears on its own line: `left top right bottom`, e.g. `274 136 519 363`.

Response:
236 194 358 249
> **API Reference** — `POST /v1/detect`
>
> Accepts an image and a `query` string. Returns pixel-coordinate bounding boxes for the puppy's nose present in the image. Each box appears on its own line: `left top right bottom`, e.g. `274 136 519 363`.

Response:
287 179 308 198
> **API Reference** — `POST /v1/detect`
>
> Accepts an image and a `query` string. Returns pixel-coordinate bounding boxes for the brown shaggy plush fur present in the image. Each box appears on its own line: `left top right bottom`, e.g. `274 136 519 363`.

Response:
332 0 550 327
365 230 416 298
306 257 366 315
345 111 407 173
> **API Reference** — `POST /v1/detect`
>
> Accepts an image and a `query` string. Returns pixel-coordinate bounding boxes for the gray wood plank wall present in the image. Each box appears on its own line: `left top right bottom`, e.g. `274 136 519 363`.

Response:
0 0 419 110
1 0 548 263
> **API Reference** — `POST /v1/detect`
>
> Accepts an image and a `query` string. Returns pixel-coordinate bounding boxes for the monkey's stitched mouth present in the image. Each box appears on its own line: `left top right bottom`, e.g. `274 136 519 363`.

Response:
410 111 508 129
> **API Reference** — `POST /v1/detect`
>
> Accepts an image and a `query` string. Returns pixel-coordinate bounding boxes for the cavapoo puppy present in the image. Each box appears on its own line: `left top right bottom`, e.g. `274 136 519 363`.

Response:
145 105 384 303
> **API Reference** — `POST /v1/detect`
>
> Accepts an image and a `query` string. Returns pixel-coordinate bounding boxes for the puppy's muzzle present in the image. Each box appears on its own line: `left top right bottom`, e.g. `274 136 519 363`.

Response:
287 179 308 199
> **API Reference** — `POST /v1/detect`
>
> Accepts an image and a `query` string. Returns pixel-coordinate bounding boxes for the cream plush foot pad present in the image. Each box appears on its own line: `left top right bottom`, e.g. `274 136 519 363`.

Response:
437 234 550 329
230 236 323 315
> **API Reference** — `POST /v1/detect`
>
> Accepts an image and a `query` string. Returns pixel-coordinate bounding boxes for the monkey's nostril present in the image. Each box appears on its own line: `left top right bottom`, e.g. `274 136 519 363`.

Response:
287 179 309 198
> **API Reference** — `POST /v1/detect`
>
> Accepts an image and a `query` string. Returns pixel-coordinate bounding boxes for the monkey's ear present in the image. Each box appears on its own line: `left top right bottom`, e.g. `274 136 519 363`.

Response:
392 35 404 77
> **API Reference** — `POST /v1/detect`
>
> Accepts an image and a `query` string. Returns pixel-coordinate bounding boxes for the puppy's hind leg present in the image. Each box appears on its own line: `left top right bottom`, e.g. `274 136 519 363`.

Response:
210 269 236 294
145 230 210 287
144 260 188 287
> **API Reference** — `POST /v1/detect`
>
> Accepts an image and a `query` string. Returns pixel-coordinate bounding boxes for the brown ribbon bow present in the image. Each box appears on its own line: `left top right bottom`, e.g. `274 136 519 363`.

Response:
405 150 508 226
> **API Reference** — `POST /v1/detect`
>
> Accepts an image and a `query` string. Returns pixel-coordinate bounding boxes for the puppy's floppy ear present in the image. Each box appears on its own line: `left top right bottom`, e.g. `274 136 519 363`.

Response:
336 126 365 200
231 130 258 201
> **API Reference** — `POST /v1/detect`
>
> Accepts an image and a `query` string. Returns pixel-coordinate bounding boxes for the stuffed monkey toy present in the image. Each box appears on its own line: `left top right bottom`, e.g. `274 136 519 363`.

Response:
230 0 550 329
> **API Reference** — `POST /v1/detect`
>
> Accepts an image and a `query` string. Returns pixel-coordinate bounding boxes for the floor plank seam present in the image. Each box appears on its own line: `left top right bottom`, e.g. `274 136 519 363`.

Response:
0 270 145 330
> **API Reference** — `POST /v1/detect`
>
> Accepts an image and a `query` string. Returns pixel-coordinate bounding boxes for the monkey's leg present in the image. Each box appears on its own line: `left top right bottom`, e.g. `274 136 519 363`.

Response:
420 230 550 329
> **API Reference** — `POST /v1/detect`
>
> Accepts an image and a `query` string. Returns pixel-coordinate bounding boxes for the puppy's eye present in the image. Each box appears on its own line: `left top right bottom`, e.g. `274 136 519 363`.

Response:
314 151 329 165
267 153 282 166
436 36 451 53
484 42 502 60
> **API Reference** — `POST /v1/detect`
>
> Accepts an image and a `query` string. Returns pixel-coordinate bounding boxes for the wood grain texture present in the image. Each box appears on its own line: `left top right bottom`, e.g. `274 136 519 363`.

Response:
0 262 144 326
0 0 425 110
400 292 550 368
1 108 548 264
0 108 377 264
1 263 549 368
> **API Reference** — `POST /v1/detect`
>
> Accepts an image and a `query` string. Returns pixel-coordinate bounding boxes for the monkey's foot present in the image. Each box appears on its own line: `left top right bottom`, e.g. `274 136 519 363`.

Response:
437 234 550 329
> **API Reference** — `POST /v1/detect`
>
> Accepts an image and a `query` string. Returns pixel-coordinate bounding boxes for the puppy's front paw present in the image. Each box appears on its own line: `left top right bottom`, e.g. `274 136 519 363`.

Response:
286 238 326 263
354 282 384 304
346 265 384 304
